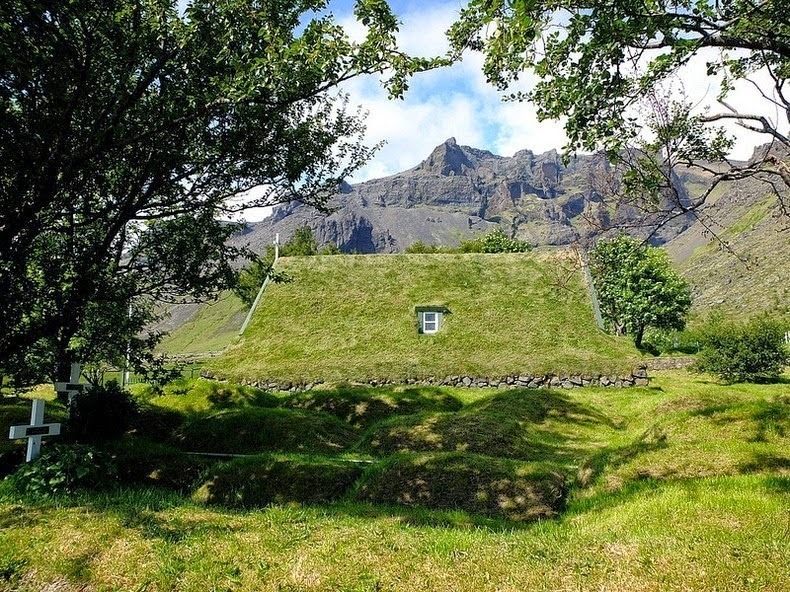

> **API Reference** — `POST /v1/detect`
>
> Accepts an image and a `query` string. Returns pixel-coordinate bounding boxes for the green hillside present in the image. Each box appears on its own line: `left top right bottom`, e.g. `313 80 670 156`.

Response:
157 293 247 356
208 252 641 384
666 191 789 322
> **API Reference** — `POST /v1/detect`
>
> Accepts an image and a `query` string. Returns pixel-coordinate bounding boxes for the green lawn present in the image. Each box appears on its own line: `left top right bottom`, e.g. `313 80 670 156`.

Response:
1 371 788 591
209 253 641 383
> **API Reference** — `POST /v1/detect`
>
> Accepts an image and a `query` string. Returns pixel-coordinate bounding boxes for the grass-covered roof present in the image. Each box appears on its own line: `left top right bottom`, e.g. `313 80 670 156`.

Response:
207 252 640 383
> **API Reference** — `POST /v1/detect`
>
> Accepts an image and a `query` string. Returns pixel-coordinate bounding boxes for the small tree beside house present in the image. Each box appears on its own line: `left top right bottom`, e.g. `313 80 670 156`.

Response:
589 235 692 349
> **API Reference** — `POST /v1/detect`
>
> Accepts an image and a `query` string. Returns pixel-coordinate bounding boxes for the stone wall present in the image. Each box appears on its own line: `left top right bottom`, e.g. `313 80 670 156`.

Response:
230 367 650 393
644 357 695 371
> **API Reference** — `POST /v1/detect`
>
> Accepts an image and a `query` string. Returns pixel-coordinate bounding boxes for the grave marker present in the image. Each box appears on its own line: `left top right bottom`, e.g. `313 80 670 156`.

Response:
54 363 84 404
8 399 61 462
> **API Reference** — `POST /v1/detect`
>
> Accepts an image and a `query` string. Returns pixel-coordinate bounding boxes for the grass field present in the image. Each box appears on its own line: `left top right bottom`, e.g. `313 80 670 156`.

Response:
209 253 641 384
1 371 788 591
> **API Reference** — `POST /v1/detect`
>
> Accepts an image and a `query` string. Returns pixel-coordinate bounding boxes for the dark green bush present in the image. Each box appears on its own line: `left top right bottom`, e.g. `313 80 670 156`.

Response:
355 452 566 522
193 455 364 508
9 444 117 496
693 315 789 383
67 381 138 442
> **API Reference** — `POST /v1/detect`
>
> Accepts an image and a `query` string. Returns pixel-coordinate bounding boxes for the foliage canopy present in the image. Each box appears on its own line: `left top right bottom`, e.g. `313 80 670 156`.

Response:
0 0 434 384
589 235 692 348
449 0 790 231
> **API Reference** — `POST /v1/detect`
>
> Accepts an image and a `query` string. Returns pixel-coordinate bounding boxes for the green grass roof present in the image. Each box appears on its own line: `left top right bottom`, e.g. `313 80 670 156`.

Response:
208 252 640 383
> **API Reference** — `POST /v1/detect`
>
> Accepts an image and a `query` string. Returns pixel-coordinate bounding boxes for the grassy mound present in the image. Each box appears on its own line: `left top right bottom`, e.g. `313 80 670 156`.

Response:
360 389 614 464
174 407 358 455
111 440 218 492
193 455 366 508
283 384 463 428
137 378 278 414
355 452 566 521
210 253 640 383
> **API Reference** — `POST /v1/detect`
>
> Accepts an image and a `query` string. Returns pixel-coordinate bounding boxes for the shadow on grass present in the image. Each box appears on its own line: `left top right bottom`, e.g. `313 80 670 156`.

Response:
354 451 567 522
577 424 670 488
175 407 359 455
195 455 366 509
282 384 463 428
687 394 789 442
359 388 621 466
323 500 538 532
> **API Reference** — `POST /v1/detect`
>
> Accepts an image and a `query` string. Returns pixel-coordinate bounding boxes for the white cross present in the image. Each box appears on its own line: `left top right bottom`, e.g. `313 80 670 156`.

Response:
8 399 61 462
54 363 84 404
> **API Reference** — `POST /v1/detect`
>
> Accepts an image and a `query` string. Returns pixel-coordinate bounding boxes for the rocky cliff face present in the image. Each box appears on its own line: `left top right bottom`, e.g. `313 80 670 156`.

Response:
233 138 702 254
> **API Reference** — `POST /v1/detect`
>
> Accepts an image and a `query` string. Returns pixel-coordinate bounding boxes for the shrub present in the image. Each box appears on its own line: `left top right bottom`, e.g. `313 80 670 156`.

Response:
193 455 364 508
694 315 789 383
9 444 117 496
67 381 138 442
478 228 531 253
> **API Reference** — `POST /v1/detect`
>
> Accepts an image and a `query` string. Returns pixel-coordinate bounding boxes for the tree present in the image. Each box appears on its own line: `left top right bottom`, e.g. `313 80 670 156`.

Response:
589 235 691 348
693 314 789 382
0 0 435 385
281 225 320 257
449 1 789 234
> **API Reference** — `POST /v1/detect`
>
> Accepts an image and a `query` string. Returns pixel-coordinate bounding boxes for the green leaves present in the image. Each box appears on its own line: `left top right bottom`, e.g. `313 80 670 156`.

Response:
694 315 790 383
450 0 790 202
590 235 692 348
0 0 436 383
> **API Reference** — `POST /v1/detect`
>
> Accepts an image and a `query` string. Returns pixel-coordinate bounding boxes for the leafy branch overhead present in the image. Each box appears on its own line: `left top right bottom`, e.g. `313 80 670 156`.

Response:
449 0 789 232
0 0 439 384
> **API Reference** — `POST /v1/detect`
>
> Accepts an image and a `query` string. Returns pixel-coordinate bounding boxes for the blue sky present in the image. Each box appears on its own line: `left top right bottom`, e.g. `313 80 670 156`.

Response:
327 0 570 181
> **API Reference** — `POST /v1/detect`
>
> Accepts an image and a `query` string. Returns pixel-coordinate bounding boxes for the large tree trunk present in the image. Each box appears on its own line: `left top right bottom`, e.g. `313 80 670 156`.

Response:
634 325 645 349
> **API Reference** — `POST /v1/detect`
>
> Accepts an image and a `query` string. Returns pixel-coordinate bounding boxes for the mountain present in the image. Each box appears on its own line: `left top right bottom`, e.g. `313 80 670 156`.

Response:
663 162 790 321
232 138 704 255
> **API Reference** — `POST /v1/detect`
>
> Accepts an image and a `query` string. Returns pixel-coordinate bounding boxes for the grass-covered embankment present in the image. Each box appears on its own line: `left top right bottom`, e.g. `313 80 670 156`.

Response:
210 252 641 384
0 371 788 591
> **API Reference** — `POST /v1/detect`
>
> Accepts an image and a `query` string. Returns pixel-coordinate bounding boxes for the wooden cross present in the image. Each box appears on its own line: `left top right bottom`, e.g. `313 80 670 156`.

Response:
54 363 84 404
8 399 61 462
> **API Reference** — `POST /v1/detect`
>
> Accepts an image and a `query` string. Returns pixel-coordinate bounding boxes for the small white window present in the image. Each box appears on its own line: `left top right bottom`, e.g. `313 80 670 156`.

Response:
422 312 439 334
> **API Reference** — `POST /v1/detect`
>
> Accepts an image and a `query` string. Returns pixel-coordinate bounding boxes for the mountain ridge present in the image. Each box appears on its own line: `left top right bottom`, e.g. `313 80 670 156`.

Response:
232 138 693 254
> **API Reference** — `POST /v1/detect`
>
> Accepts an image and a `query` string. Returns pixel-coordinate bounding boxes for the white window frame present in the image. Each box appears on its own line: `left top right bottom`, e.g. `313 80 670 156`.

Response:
422 311 439 334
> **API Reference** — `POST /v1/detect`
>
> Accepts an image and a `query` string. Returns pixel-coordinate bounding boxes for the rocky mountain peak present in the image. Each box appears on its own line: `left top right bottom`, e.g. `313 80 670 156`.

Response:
415 137 475 177
234 138 715 255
